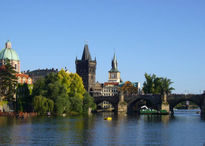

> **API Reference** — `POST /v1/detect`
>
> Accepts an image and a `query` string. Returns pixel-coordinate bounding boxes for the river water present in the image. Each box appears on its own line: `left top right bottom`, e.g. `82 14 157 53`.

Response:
0 110 205 146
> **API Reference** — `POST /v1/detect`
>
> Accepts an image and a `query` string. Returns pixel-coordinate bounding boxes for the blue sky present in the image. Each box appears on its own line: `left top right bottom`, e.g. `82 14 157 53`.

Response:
0 0 204 93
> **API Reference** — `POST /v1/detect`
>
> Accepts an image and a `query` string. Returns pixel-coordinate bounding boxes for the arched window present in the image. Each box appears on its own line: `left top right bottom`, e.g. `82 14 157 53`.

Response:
15 64 18 71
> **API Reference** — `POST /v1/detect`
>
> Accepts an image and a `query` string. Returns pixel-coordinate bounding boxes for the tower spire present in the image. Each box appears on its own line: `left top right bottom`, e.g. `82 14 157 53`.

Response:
81 44 92 61
111 53 118 72
5 40 12 49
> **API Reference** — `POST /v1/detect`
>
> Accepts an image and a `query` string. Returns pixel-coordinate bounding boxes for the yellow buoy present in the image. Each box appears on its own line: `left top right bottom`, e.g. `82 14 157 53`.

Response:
104 117 112 120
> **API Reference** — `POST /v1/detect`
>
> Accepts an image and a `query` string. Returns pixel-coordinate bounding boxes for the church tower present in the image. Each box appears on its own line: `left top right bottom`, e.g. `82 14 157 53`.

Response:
76 44 96 92
108 53 120 83
0 41 20 73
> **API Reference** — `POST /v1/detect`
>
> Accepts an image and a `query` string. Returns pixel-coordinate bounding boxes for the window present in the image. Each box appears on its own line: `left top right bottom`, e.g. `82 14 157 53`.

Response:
18 77 21 83
23 77 26 83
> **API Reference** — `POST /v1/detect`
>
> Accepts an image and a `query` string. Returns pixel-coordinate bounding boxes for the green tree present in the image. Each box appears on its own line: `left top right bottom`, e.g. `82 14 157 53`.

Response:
120 81 138 95
32 77 46 97
69 96 83 114
83 92 96 112
55 93 71 115
68 73 85 99
31 69 90 115
143 73 174 95
16 83 31 112
33 95 54 115
0 59 17 101
160 78 175 95
143 73 154 94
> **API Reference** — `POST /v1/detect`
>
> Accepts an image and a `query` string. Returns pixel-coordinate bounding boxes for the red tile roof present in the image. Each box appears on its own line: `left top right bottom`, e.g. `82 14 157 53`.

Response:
104 82 119 86
16 73 30 78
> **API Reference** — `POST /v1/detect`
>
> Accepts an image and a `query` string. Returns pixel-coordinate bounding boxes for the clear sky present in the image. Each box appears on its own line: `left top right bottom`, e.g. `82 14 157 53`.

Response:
0 0 204 94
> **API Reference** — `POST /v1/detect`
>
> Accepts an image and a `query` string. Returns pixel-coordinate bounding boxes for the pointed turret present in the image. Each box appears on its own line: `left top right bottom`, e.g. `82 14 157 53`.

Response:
108 53 120 83
76 43 96 93
5 40 12 49
81 44 92 61
110 53 119 72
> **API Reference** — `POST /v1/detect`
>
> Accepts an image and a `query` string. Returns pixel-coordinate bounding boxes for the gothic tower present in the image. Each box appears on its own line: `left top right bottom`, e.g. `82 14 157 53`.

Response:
108 53 120 83
76 44 96 92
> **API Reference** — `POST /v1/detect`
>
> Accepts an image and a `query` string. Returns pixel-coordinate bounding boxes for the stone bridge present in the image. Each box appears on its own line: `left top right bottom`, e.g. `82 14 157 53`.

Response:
167 94 205 114
94 95 119 108
94 93 205 115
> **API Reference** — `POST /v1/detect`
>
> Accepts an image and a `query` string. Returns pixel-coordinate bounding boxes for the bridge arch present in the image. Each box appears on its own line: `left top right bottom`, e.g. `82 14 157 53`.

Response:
94 96 119 110
127 95 162 113
128 98 154 112
171 99 201 109
167 94 203 114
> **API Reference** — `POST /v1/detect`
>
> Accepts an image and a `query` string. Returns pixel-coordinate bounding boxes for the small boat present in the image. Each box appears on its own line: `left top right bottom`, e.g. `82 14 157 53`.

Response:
196 111 200 114
104 117 112 121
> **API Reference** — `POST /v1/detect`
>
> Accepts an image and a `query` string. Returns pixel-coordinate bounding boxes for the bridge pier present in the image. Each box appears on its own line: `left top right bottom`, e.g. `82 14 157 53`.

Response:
201 98 205 115
117 92 127 114
161 94 170 114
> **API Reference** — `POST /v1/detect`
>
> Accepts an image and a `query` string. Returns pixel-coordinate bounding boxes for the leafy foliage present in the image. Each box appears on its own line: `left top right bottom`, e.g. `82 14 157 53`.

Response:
0 59 17 101
31 69 95 115
83 92 96 112
33 95 54 115
160 78 175 95
142 73 174 95
55 93 70 115
120 81 138 95
16 83 33 112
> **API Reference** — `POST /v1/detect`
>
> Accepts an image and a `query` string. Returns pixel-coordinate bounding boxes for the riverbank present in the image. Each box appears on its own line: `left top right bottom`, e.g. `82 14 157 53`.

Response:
0 112 37 118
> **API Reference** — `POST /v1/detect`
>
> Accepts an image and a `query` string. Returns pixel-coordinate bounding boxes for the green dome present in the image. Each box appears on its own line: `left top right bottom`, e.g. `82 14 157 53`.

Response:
0 41 20 61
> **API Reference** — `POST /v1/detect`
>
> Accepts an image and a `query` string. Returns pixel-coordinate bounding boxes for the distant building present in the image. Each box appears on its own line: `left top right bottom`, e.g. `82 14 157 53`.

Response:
76 44 96 93
25 68 58 83
108 53 121 83
119 82 141 93
0 41 32 84
16 73 32 85
102 82 119 96
98 101 114 109
0 41 20 73
93 82 103 97
101 53 122 97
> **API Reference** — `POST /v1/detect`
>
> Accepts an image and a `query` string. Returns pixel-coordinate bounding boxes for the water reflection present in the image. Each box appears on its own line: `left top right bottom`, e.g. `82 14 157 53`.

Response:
0 111 205 145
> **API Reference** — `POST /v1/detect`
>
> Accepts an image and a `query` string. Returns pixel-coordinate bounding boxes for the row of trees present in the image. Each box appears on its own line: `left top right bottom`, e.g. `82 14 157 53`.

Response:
0 60 96 115
31 69 96 115
16 70 96 115
142 73 174 95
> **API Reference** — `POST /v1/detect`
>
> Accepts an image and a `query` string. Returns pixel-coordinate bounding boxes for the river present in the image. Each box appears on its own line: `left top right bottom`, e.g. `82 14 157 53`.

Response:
0 110 205 146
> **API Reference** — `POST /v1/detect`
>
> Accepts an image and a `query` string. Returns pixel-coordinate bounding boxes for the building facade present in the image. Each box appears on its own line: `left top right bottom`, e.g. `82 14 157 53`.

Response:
25 68 58 83
102 82 119 96
76 44 96 93
16 73 32 85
